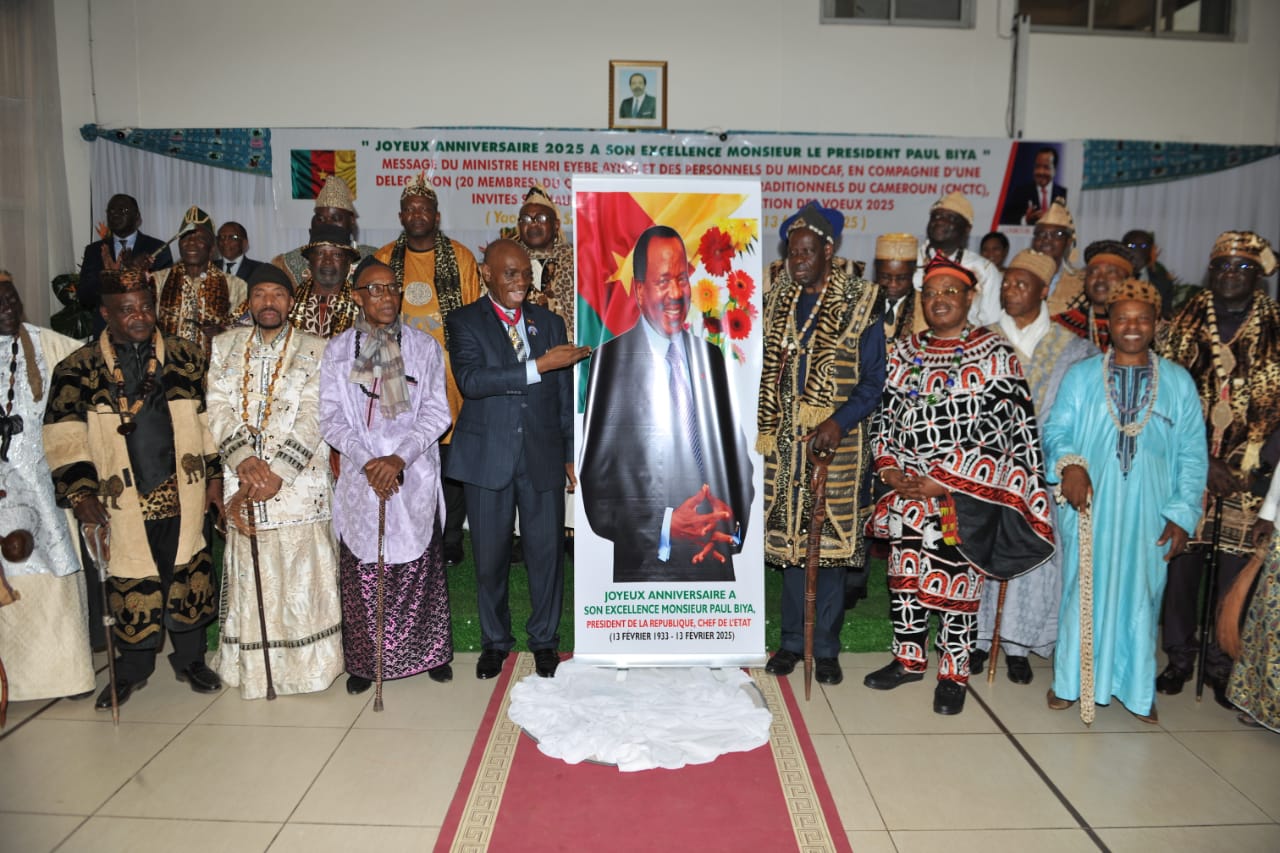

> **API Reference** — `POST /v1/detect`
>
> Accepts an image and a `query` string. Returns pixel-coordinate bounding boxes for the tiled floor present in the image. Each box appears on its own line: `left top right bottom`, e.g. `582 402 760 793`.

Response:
3 651 1278 852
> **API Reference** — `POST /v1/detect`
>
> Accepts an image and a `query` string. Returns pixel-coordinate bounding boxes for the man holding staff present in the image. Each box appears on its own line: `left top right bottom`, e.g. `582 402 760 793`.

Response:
320 257 454 695
207 265 343 699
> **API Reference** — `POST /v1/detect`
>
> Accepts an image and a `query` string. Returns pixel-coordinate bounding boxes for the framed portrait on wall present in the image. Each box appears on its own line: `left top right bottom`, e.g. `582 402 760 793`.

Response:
609 60 667 130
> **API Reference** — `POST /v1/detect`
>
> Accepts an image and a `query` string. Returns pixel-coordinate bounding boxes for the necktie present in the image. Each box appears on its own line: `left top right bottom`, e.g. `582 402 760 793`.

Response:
885 299 896 328
1040 187 1048 211
117 240 128 258
666 340 704 478
506 319 527 361
225 261 235 274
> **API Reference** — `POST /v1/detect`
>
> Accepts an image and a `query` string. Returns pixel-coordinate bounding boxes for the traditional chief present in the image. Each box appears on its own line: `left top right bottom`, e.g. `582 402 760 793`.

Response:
759 203 884 687
580 225 755 583
44 268 223 709
271 175 378 291
207 264 343 699
152 206 247 356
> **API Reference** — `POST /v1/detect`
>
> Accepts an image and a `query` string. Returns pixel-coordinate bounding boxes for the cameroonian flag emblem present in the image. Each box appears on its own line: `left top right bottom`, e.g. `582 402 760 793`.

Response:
291 150 357 199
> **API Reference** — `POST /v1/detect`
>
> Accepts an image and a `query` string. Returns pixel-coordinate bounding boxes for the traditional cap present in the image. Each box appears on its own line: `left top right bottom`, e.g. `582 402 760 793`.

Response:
1005 249 1056 286
247 262 293 295
931 192 974 227
1036 200 1075 232
781 201 842 244
875 233 918 261
314 174 356 212
100 268 154 296
177 205 214 238
302 223 360 258
1083 239 1137 275
1106 278 1162 312
1211 230 1277 276
521 185 558 218
922 254 978 288
400 171 438 204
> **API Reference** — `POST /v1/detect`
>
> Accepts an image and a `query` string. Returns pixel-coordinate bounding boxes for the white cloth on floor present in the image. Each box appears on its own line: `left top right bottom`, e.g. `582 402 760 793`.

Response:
507 660 772 771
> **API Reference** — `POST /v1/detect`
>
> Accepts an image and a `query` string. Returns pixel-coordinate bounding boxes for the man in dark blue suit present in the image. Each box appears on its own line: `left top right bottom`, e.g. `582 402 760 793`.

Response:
78 194 174 332
216 221 264 282
445 239 590 680
580 226 755 584
618 72 657 118
999 147 1068 226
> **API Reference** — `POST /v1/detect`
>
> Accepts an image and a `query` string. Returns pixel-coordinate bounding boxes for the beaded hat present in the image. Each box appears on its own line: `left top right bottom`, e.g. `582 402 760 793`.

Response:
931 192 974 227
875 233 918 262
1210 230 1277 275
314 175 356 212
1105 277 1162 312
1083 240 1137 275
401 171 438 204
177 205 214 238
247 262 294 296
1005 249 1057 286
921 254 978 288
100 268 154 296
782 201 842 245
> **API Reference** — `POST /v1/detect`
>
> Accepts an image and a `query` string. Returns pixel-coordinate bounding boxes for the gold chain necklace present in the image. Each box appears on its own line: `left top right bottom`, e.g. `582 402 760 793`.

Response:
1102 349 1159 438
240 326 293 437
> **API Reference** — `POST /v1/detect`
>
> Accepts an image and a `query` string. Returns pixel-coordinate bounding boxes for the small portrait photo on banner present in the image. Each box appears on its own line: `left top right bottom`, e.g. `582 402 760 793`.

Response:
997 141 1068 227
610 60 667 130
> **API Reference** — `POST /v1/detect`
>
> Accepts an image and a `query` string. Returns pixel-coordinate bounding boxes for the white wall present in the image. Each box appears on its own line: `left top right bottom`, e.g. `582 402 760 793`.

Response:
54 0 1280 243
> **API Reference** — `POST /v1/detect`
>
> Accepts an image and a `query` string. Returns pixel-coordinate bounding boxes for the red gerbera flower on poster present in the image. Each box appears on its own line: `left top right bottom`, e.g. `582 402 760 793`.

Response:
725 307 752 340
726 269 755 303
698 227 735 277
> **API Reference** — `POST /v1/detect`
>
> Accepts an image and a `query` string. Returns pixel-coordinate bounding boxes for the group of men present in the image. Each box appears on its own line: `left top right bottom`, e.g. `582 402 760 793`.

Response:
3 177 1277 733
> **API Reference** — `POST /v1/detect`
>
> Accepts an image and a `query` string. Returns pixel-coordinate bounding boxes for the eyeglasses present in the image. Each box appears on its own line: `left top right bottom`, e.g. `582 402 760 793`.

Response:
1208 259 1259 275
353 282 403 297
518 213 553 225
921 287 967 299
1125 241 1151 251
1034 229 1072 240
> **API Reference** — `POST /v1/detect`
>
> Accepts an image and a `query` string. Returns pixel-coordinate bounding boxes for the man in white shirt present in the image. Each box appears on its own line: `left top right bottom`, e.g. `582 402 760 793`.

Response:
912 192 1002 327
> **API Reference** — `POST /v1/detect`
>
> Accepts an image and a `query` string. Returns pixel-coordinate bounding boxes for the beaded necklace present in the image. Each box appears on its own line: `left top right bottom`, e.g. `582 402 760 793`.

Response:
1102 348 1159 439
907 327 969 405
99 330 160 436
240 326 293 437
0 338 21 461
793 285 827 346
1203 294 1254 456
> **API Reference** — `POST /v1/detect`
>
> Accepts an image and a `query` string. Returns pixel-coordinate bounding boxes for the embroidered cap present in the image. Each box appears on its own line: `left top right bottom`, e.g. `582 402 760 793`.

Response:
931 192 974 227
1105 277 1162 313
177 205 214 238
1210 230 1277 276
100 268 154 296
401 171 438 204
314 175 356 212
781 201 842 245
875 233 918 262
1005 249 1057 286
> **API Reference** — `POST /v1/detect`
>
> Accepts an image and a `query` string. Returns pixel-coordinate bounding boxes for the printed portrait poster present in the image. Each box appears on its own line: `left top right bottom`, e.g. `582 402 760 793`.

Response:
572 177 766 667
992 140 1083 234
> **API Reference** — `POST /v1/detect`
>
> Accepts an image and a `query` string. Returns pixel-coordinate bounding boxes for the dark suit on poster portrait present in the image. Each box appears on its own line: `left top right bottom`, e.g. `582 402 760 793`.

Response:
444 296 573 653
999 181 1068 226
619 94 657 119
580 322 754 583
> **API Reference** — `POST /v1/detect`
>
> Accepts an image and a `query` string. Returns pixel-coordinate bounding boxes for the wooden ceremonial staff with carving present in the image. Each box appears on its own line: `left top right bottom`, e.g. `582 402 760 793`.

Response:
244 500 277 701
987 581 1008 686
373 495 388 712
803 445 833 701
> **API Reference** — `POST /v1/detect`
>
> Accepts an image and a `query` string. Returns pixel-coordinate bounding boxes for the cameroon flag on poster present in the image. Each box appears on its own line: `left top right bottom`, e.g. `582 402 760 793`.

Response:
573 177 766 667
290 149 357 200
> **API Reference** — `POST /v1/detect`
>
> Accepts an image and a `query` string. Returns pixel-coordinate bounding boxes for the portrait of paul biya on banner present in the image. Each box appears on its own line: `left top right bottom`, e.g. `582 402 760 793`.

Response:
574 181 763 585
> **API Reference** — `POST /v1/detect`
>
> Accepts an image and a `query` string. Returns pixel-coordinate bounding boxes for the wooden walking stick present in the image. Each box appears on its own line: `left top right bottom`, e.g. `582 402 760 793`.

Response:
1195 496 1225 703
81 523 121 726
227 489 277 700
373 495 388 712
986 580 1009 686
803 444 833 701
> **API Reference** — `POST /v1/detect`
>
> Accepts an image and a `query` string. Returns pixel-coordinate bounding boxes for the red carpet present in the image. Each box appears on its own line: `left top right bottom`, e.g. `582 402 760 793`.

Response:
435 654 852 852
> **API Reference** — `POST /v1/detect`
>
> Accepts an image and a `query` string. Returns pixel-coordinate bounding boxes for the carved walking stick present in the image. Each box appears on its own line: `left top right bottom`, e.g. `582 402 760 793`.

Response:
227 489 277 700
81 523 120 726
373 495 388 712
803 444 833 701
986 580 1009 686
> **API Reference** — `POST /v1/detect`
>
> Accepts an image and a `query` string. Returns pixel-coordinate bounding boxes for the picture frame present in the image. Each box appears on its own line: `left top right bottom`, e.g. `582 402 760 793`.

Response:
609 60 667 130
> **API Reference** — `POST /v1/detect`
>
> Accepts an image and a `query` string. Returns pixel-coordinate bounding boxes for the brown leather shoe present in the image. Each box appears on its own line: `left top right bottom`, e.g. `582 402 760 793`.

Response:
1132 704 1159 725
1046 689 1074 711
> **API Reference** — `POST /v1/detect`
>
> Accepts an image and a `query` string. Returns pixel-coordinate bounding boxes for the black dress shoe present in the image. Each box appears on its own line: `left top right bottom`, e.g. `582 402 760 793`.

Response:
1006 655 1033 685
765 649 799 676
815 658 843 685
863 660 925 690
175 661 222 693
933 680 967 715
969 648 988 674
1205 675 1236 710
346 675 372 694
95 678 146 710
444 544 464 567
533 649 560 678
476 649 509 680
428 664 453 683
1156 663 1191 695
